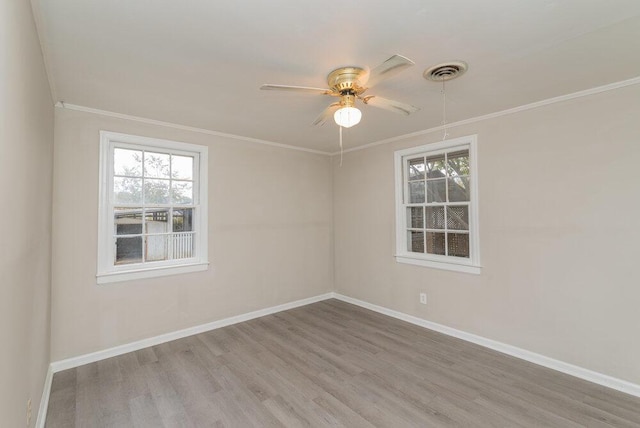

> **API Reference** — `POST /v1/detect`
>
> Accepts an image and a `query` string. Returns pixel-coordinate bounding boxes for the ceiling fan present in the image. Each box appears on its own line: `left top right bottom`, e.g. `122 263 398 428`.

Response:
260 54 420 128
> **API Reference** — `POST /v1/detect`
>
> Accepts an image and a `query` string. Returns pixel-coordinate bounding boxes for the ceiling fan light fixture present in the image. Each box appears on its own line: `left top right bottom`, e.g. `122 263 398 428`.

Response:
334 106 361 128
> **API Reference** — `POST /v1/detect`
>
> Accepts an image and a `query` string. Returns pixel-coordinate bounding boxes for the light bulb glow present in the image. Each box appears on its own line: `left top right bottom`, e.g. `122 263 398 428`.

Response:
333 107 362 128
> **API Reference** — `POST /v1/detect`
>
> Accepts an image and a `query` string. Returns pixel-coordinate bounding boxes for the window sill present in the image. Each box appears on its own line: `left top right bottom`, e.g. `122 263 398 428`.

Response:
395 255 481 275
97 262 209 284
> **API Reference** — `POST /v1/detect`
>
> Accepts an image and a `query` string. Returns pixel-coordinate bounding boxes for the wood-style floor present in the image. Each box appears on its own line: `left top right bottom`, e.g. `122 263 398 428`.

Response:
45 299 640 427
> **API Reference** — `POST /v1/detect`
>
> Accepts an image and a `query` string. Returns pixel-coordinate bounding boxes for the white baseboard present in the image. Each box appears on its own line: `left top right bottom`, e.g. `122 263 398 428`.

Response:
44 289 640 423
332 293 640 398
35 364 53 428
50 292 334 373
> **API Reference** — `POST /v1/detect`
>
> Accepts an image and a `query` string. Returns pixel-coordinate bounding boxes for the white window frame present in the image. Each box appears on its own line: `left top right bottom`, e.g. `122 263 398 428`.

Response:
97 131 209 284
394 135 481 274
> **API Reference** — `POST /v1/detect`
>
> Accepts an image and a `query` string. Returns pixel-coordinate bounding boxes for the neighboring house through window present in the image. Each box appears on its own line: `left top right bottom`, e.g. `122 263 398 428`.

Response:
97 131 208 283
394 135 480 274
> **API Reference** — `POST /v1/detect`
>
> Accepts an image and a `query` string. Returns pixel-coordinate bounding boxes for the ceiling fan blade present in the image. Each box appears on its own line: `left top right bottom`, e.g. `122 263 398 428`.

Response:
313 102 341 126
365 54 415 88
363 96 419 115
260 84 333 95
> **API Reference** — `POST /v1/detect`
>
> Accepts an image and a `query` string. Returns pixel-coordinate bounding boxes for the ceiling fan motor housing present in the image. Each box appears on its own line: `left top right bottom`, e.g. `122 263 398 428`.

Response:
327 67 367 94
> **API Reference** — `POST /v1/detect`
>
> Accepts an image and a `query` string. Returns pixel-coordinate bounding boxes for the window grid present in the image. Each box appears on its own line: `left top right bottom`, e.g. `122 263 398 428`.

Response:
403 149 471 259
111 146 198 266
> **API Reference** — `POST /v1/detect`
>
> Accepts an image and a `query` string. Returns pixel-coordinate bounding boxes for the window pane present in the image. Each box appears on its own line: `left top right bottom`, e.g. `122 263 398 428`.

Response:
172 155 194 180
426 206 445 229
408 158 425 180
426 154 446 179
447 150 469 177
114 177 142 204
448 177 470 202
144 152 171 178
114 208 142 235
144 179 170 204
145 235 169 262
173 208 194 232
172 232 194 259
409 181 425 203
408 207 423 228
172 181 193 205
426 179 446 203
447 206 469 230
448 233 470 258
145 209 169 233
426 232 446 255
114 148 142 177
115 236 142 265
408 230 424 253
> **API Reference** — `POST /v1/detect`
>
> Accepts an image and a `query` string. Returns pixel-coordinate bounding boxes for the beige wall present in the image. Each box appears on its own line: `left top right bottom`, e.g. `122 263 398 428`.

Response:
51 108 333 360
334 84 640 384
0 0 54 426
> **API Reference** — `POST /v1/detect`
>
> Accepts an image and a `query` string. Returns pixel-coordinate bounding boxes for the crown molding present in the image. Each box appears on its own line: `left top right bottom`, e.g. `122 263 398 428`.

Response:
331 75 640 156
55 102 333 156
53 74 640 158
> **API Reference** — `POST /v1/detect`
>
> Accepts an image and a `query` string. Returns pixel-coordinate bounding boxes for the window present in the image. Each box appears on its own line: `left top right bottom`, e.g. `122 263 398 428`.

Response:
394 135 480 274
97 131 208 283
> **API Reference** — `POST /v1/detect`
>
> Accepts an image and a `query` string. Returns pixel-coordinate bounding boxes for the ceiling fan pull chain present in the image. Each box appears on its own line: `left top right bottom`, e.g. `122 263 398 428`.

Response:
339 125 344 167
441 78 449 141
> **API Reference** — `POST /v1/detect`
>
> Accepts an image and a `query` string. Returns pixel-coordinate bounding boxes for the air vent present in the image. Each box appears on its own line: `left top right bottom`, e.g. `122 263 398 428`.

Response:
423 61 468 82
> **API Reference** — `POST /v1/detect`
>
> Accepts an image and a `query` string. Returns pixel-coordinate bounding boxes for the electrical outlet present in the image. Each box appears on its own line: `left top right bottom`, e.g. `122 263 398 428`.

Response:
419 293 427 305
27 398 32 426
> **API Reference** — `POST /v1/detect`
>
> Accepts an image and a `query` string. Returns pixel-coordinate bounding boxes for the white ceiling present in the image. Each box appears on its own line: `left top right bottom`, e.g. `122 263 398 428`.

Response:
35 0 640 152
